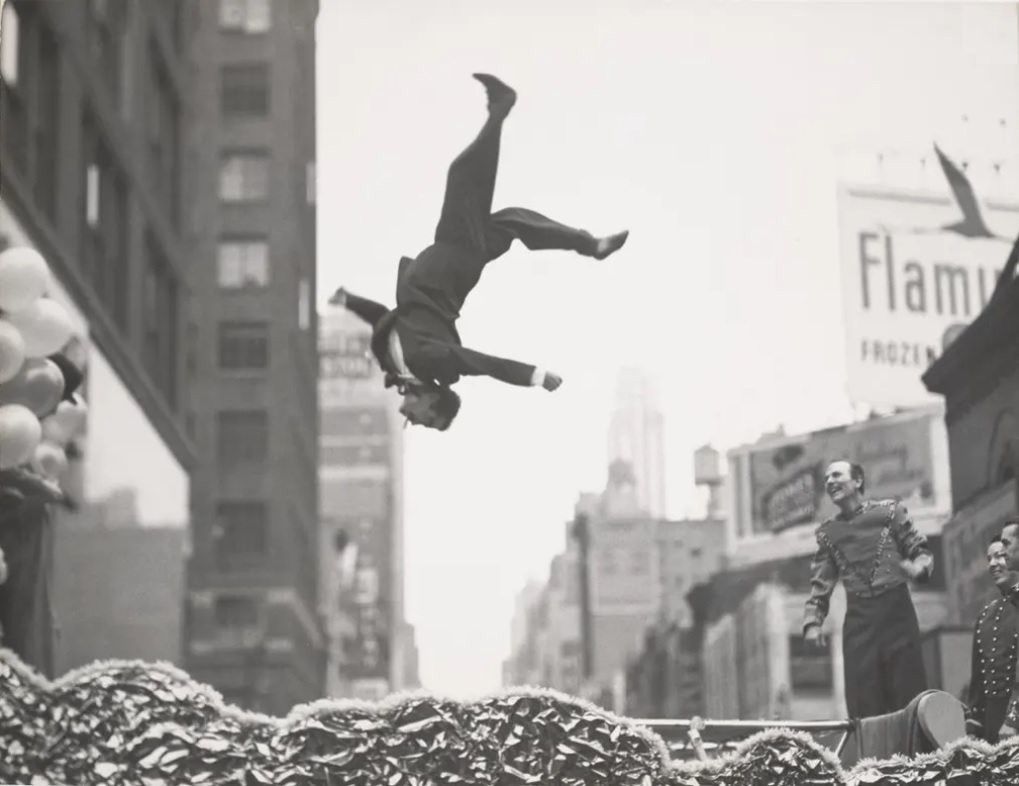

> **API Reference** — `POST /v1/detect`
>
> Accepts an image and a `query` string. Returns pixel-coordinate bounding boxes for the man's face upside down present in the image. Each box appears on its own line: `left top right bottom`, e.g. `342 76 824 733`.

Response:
399 388 447 431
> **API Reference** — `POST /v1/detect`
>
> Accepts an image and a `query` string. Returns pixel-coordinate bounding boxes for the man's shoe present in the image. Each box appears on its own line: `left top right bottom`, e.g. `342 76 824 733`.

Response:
594 230 629 260
472 73 517 117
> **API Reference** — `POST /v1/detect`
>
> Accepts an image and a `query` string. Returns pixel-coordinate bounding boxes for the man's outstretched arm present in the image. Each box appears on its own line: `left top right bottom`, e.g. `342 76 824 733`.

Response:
330 287 389 328
445 345 561 390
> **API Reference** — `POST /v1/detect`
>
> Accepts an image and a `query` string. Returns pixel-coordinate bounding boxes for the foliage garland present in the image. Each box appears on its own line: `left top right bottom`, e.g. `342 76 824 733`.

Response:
1 648 1017 786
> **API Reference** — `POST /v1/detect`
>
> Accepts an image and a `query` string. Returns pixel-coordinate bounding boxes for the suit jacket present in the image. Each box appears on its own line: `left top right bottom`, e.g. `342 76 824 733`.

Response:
803 499 933 631
344 242 538 388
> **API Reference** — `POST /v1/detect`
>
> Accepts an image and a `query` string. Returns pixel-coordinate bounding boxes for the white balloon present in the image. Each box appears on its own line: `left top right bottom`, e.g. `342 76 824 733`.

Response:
7 298 74 358
0 319 26 384
41 395 87 445
31 441 68 481
0 403 42 469
0 247 50 313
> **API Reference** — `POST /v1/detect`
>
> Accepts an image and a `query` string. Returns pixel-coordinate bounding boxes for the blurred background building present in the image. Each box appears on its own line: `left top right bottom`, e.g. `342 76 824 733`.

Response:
318 306 415 700
183 0 324 715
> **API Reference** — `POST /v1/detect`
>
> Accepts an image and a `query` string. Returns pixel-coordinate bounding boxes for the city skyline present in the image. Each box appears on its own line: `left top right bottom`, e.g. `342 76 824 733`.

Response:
316 0 1019 698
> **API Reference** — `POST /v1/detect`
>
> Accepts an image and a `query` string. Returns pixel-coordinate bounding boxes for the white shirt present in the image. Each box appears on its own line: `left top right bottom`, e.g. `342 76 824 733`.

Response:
387 331 545 386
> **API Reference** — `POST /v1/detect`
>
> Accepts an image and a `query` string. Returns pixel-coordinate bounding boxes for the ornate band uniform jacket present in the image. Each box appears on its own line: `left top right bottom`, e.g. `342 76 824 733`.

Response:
344 250 539 389
803 499 934 632
966 593 1019 740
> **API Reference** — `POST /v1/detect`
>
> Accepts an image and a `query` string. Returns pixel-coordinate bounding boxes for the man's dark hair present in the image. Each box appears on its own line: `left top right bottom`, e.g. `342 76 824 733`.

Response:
432 386 461 431
849 462 865 494
990 534 1003 546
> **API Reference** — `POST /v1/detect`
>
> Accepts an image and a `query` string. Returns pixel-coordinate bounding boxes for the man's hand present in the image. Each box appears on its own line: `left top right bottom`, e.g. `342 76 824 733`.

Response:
329 286 349 307
999 723 1017 739
0 468 65 505
900 559 925 580
0 547 7 586
804 624 827 648
542 372 563 392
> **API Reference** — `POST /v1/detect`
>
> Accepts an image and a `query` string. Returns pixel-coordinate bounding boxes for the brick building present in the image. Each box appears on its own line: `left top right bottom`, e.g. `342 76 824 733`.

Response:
182 0 324 714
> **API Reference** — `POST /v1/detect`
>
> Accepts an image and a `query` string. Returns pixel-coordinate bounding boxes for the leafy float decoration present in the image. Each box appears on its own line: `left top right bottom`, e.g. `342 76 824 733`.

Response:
1 649 1017 785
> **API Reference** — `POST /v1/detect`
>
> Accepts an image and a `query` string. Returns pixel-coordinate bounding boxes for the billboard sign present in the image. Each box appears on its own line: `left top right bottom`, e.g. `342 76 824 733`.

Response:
748 411 938 535
335 509 392 684
837 183 1019 408
320 331 373 380
589 517 660 614
319 313 382 408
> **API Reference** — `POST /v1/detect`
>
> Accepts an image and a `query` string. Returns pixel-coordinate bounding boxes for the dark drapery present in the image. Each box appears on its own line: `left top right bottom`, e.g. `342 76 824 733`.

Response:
0 496 56 677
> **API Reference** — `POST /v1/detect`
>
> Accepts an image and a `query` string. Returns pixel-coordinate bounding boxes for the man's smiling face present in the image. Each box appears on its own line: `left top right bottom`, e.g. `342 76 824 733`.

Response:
824 460 859 504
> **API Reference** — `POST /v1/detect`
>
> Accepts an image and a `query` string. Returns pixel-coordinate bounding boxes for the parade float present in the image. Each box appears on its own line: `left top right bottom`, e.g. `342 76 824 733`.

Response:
3 244 1019 784
1 647 1019 786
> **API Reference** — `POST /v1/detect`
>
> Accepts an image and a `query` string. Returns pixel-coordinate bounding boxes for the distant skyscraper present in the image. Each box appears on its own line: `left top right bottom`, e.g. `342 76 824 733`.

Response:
607 367 666 518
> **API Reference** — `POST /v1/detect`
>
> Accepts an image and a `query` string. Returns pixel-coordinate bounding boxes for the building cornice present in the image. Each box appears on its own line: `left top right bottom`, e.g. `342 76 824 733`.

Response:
923 276 1019 421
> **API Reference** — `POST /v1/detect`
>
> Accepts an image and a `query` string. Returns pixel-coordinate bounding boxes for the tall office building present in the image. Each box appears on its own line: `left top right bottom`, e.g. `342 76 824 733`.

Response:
183 0 324 714
319 307 410 700
607 367 666 518
0 0 193 673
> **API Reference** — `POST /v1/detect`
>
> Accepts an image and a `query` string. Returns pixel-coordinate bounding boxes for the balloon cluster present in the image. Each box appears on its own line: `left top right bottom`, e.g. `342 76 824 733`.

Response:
0 248 88 482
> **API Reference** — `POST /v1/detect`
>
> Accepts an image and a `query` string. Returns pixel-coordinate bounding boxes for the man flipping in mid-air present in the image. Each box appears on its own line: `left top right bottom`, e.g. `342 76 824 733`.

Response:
330 74 629 431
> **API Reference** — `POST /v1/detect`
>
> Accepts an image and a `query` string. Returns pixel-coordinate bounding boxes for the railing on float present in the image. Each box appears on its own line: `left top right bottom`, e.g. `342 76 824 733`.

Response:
635 717 855 761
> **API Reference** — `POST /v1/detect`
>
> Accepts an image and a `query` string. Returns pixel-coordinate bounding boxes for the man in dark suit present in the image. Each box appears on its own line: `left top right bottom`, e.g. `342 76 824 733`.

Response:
330 73 629 431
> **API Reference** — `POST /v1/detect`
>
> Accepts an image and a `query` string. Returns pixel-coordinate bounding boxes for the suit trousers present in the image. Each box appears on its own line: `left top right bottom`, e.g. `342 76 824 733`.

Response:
842 582 928 719
432 105 598 264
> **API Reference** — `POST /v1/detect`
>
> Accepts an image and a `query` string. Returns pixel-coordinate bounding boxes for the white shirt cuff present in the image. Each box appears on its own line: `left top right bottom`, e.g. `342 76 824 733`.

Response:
530 367 545 386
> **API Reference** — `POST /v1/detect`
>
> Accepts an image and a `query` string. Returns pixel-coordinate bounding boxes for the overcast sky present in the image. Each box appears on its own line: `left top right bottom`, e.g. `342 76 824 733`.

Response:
316 1 1019 699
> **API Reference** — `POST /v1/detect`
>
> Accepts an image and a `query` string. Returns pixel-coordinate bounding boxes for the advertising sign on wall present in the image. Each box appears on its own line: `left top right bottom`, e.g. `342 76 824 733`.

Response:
589 517 660 614
942 481 1018 624
837 184 1019 408
748 410 938 535
334 512 392 686
319 313 381 408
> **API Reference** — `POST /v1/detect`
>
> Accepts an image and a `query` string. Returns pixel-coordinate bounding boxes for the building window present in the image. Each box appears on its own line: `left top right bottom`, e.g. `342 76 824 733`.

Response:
33 22 60 218
0 2 27 170
148 50 181 227
0 4 60 219
321 443 389 466
1 3 20 86
220 151 269 203
143 234 181 410
81 110 129 331
298 277 311 330
320 408 390 438
219 0 271 33
218 321 269 370
214 502 268 567
214 594 263 645
306 161 316 205
220 63 270 118
218 239 269 288
217 410 268 465
598 547 619 576
86 0 128 105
